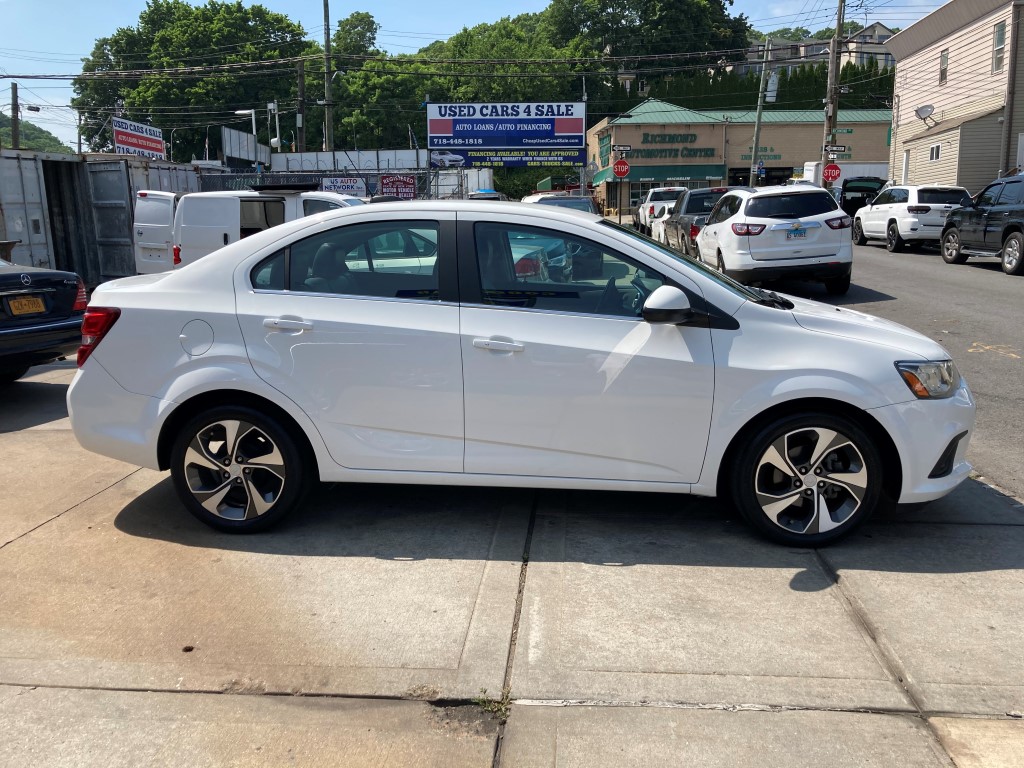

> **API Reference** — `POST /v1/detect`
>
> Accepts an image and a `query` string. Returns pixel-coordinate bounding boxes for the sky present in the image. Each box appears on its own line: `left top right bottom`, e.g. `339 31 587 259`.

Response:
1 0 946 149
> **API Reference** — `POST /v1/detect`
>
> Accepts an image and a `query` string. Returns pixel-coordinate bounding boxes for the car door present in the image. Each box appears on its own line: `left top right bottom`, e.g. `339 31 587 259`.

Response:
458 215 715 483
235 212 464 473
860 189 891 237
985 179 1024 250
960 183 1002 249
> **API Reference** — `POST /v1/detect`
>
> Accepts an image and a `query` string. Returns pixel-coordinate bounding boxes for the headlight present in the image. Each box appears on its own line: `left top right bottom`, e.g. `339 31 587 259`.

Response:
895 360 960 399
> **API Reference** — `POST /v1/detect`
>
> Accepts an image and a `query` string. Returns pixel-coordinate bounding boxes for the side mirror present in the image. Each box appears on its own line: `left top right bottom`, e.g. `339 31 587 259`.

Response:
642 285 695 325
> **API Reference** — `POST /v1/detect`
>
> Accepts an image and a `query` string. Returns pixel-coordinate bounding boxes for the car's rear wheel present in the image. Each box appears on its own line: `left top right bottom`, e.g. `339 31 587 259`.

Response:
716 251 726 273
730 412 882 546
0 366 30 385
1002 232 1024 275
170 406 311 532
852 219 867 246
886 222 905 252
824 275 851 295
941 229 968 264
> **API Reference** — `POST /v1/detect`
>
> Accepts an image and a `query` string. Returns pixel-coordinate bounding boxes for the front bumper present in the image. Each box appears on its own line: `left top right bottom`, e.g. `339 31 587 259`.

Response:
868 379 976 503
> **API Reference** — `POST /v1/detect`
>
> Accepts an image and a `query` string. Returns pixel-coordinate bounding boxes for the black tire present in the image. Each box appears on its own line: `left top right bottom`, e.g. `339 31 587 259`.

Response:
1001 231 1024 275
716 251 726 273
824 275 851 295
0 366 30 385
852 219 867 246
169 405 311 532
941 228 968 264
885 222 905 252
729 411 882 546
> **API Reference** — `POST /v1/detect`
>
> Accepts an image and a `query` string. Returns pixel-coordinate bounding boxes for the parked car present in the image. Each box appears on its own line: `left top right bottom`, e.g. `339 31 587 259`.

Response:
430 150 466 168
134 189 364 275
1 258 87 384
467 189 508 201
836 177 889 219
941 175 1024 274
695 185 854 294
649 203 675 244
634 187 687 235
853 185 969 251
68 201 974 546
663 187 749 256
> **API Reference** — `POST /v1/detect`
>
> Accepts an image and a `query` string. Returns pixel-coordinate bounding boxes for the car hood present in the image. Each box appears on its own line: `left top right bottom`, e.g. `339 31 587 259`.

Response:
785 294 949 360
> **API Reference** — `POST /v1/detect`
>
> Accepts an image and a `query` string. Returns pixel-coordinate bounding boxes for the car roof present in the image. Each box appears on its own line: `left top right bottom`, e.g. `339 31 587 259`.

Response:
727 185 831 198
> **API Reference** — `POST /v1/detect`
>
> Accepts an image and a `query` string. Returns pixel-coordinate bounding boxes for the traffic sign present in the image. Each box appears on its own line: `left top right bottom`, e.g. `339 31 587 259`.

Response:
834 128 854 134
824 144 847 152
757 159 765 168
613 159 630 178
822 163 842 183
612 144 632 152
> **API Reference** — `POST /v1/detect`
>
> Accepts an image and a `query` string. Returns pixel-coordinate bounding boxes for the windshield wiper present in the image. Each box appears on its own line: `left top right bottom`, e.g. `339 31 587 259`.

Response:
751 286 794 309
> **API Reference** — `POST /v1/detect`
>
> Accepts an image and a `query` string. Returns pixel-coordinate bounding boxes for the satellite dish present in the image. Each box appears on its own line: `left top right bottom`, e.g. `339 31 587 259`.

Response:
915 105 935 120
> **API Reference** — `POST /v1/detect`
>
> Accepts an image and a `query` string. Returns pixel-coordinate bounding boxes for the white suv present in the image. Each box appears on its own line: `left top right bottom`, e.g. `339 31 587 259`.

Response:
696 186 854 294
853 185 969 251
635 187 687 235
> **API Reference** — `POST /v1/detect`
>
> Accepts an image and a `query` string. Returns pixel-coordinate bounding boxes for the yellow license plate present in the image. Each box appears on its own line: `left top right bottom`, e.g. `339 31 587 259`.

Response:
9 296 45 315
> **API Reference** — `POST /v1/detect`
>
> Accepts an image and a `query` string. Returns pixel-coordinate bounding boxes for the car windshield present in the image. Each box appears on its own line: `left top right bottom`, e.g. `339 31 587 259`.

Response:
600 220 761 301
650 191 682 202
919 189 968 205
745 191 839 219
537 197 595 212
685 192 726 214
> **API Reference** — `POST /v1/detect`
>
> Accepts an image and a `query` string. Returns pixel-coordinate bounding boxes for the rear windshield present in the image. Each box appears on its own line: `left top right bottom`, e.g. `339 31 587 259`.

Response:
918 189 969 205
844 180 887 195
650 190 682 201
744 191 839 219
685 192 726 214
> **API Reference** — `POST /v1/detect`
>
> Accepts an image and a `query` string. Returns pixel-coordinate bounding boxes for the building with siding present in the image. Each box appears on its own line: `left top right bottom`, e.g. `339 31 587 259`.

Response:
886 0 1022 192
587 99 891 213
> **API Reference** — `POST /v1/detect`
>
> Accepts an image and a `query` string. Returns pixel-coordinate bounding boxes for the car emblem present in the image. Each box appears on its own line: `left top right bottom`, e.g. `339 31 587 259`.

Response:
790 222 801 230
20 274 31 286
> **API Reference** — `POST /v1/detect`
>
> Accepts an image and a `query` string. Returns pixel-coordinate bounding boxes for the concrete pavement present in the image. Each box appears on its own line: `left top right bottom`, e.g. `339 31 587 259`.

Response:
2 362 1024 766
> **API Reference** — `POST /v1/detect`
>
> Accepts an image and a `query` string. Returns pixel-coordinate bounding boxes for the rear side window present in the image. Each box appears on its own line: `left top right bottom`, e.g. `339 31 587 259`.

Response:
996 181 1024 205
918 189 969 205
686 192 725 214
303 199 343 216
251 250 286 290
745 192 839 219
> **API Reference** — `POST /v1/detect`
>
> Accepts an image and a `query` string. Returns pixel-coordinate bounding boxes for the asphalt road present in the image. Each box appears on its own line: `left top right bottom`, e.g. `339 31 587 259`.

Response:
770 241 1023 502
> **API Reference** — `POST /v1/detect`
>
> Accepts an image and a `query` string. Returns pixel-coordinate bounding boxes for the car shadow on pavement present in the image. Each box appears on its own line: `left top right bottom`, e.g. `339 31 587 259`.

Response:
0 379 71 432
772 280 897 306
113 475 1024 594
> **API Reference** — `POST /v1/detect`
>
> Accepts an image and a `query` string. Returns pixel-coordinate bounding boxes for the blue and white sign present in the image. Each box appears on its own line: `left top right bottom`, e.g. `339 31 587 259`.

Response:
427 102 586 167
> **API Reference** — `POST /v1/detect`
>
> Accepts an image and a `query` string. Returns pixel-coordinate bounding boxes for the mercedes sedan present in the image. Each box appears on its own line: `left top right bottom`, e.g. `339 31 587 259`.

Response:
68 201 975 546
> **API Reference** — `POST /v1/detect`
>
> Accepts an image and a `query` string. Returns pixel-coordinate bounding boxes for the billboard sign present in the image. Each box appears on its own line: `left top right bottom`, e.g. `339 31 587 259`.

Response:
112 117 165 160
427 102 586 167
379 174 416 199
321 176 367 197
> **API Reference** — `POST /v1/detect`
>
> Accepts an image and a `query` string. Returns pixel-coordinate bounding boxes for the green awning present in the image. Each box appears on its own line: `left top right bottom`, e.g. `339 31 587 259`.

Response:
593 164 726 184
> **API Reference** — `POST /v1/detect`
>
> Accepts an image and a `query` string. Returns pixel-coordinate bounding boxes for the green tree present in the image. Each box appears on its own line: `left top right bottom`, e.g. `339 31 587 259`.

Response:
0 114 74 153
811 21 862 40
756 27 811 41
333 11 381 59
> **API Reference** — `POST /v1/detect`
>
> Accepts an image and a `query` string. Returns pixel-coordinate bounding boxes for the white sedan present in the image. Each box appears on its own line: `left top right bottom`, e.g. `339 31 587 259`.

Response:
68 201 975 546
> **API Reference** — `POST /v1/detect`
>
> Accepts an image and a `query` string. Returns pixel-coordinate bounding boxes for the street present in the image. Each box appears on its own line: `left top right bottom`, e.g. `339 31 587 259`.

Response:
1 243 1023 767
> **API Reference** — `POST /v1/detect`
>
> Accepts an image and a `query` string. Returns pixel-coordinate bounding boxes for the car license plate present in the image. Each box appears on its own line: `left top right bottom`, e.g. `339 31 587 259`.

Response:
786 228 807 240
9 296 45 315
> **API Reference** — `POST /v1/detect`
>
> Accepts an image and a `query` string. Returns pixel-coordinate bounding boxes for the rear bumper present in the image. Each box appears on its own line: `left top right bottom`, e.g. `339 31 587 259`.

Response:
0 316 82 370
726 260 851 284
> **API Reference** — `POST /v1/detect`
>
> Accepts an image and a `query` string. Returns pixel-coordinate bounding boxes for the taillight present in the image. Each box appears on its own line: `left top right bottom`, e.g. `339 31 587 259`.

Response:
732 222 766 235
72 278 88 312
825 216 852 229
648 205 655 217
77 307 121 367
689 223 701 240
907 205 931 214
514 254 542 278
173 245 181 266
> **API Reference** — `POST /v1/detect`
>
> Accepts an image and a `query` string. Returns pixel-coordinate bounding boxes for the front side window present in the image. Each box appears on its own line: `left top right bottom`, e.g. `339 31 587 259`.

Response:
993 21 1007 73
744 191 838 219
473 222 666 318
977 184 1002 207
939 49 948 84
872 190 893 205
687 191 727 214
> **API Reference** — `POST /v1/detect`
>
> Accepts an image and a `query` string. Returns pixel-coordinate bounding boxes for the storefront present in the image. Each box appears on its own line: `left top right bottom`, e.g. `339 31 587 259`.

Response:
587 99 892 213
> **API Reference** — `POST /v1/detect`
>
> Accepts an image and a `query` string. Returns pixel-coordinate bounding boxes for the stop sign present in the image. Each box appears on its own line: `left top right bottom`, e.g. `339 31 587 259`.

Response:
613 159 630 178
822 163 842 183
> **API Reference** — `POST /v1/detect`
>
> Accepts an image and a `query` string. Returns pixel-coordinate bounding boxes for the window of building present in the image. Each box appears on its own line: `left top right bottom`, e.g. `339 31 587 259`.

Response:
993 21 1007 73
939 49 948 84
929 144 941 162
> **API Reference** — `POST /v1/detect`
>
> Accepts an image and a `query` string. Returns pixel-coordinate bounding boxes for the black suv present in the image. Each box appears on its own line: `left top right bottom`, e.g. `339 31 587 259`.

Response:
941 176 1024 275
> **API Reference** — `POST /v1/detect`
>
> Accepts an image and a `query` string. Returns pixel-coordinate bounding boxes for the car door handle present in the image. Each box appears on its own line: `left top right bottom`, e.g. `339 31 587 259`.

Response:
473 337 524 352
263 317 313 331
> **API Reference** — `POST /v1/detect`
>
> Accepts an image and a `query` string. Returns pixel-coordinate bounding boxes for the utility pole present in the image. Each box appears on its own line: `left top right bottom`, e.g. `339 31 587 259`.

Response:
11 83 20 150
323 0 333 152
750 39 771 187
821 0 846 188
297 61 306 152
77 111 83 154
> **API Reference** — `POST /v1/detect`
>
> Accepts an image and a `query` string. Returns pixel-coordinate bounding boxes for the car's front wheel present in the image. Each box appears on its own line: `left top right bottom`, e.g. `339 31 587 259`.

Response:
170 405 311 532
1002 232 1024 275
730 412 882 546
852 219 867 246
941 228 968 264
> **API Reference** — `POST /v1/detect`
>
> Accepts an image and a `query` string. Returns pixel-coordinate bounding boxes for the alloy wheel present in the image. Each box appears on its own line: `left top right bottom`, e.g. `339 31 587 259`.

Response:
182 419 287 521
1003 235 1022 273
753 427 868 535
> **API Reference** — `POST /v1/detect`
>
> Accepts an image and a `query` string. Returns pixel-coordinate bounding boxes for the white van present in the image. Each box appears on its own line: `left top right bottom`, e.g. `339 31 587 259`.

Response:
132 188 364 274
